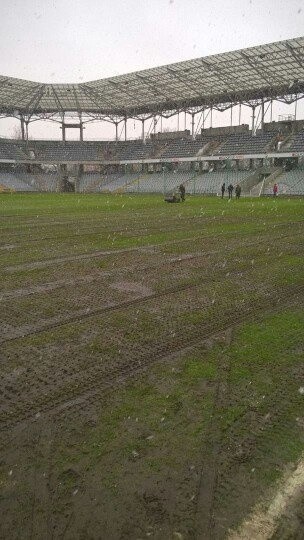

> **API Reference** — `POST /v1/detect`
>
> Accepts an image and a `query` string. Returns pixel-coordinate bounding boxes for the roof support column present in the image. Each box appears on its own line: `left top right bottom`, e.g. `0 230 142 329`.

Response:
251 105 256 136
261 100 265 133
238 103 242 126
230 105 233 126
184 111 187 131
270 100 273 122
141 119 145 141
20 115 25 141
191 112 195 139
79 114 84 141
61 123 66 142
202 110 205 130
25 120 29 143
124 116 127 141
115 122 118 142
210 107 213 128
153 115 156 135
295 96 298 120
177 111 179 131
160 115 163 133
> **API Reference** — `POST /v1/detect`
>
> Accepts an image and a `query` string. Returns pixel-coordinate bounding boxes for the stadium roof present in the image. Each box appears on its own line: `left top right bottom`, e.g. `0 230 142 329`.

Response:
0 36 304 118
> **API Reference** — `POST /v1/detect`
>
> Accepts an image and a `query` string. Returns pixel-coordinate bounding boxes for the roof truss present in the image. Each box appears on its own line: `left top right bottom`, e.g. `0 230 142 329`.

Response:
0 36 303 118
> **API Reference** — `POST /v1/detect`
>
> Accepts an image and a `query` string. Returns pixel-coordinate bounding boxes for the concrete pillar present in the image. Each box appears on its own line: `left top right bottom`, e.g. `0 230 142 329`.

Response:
191 113 195 139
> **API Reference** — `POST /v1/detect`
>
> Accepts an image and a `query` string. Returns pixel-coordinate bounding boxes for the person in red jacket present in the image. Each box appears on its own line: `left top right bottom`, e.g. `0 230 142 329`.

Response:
273 183 278 197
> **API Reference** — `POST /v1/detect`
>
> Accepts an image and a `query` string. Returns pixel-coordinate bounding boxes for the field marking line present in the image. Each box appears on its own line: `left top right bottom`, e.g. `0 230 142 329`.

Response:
228 454 304 540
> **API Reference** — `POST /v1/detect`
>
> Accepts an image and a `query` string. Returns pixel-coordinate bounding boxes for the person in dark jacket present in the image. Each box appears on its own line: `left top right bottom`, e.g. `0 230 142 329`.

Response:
235 184 241 199
221 182 225 199
227 184 234 199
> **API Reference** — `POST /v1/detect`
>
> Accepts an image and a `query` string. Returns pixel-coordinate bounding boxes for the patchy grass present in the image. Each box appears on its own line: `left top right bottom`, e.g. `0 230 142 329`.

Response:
0 193 303 539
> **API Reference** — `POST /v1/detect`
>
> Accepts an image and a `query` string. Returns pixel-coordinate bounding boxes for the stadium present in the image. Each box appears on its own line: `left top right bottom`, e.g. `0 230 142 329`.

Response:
1 25 304 540
1 36 304 196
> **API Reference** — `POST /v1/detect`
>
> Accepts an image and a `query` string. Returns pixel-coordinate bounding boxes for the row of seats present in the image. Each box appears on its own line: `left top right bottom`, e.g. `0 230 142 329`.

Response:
77 169 254 195
186 171 252 194
2 169 303 195
0 131 284 164
0 173 37 191
124 171 194 193
0 141 29 160
284 130 304 152
216 132 275 155
264 169 304 195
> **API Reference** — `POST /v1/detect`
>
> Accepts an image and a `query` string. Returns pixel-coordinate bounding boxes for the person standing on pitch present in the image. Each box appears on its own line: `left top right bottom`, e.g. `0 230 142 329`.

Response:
179 183 185 202
273 183 278 197
235 184 241 199
221 182 225 198
227 183 234 199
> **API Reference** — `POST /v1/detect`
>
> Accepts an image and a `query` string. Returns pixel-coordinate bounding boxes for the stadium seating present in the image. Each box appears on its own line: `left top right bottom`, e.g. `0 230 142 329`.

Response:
0 139 29 160
186 171 253 194
216 132 276 155
79 173 109 192
0 173 37 191
0 130 282 164
124 171 194 193
160 138 205 158
264 168 304 195
283 130 304 152
31 141 105 161
18 172 58 191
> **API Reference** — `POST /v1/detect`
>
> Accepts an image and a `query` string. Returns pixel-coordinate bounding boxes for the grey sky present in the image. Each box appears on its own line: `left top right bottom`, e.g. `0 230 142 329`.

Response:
0 0 303 138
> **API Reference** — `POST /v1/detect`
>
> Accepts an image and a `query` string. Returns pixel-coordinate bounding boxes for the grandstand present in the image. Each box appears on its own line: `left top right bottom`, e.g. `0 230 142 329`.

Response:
264 168 304 195
0 36 304 194
282 129 304 152
215 131 276 156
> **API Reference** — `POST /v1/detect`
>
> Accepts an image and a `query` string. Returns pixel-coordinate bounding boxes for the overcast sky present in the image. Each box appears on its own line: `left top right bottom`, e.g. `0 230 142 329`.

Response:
0 0 303 138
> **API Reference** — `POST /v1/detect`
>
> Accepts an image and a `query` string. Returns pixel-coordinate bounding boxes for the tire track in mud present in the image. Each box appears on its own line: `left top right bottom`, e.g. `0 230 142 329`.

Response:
1 230 303 343
1 235 302 302
193 304 304 539
2 223 302 272
2 255 301 345
3 246 143 272
0 286 302 433
0 280 210 343
194 342 233 539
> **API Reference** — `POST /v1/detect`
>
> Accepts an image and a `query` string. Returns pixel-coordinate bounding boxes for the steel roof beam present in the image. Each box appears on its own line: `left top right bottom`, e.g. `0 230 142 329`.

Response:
239 51 276 88
80 84 116 112
285 42 304 69
50 85 65 116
